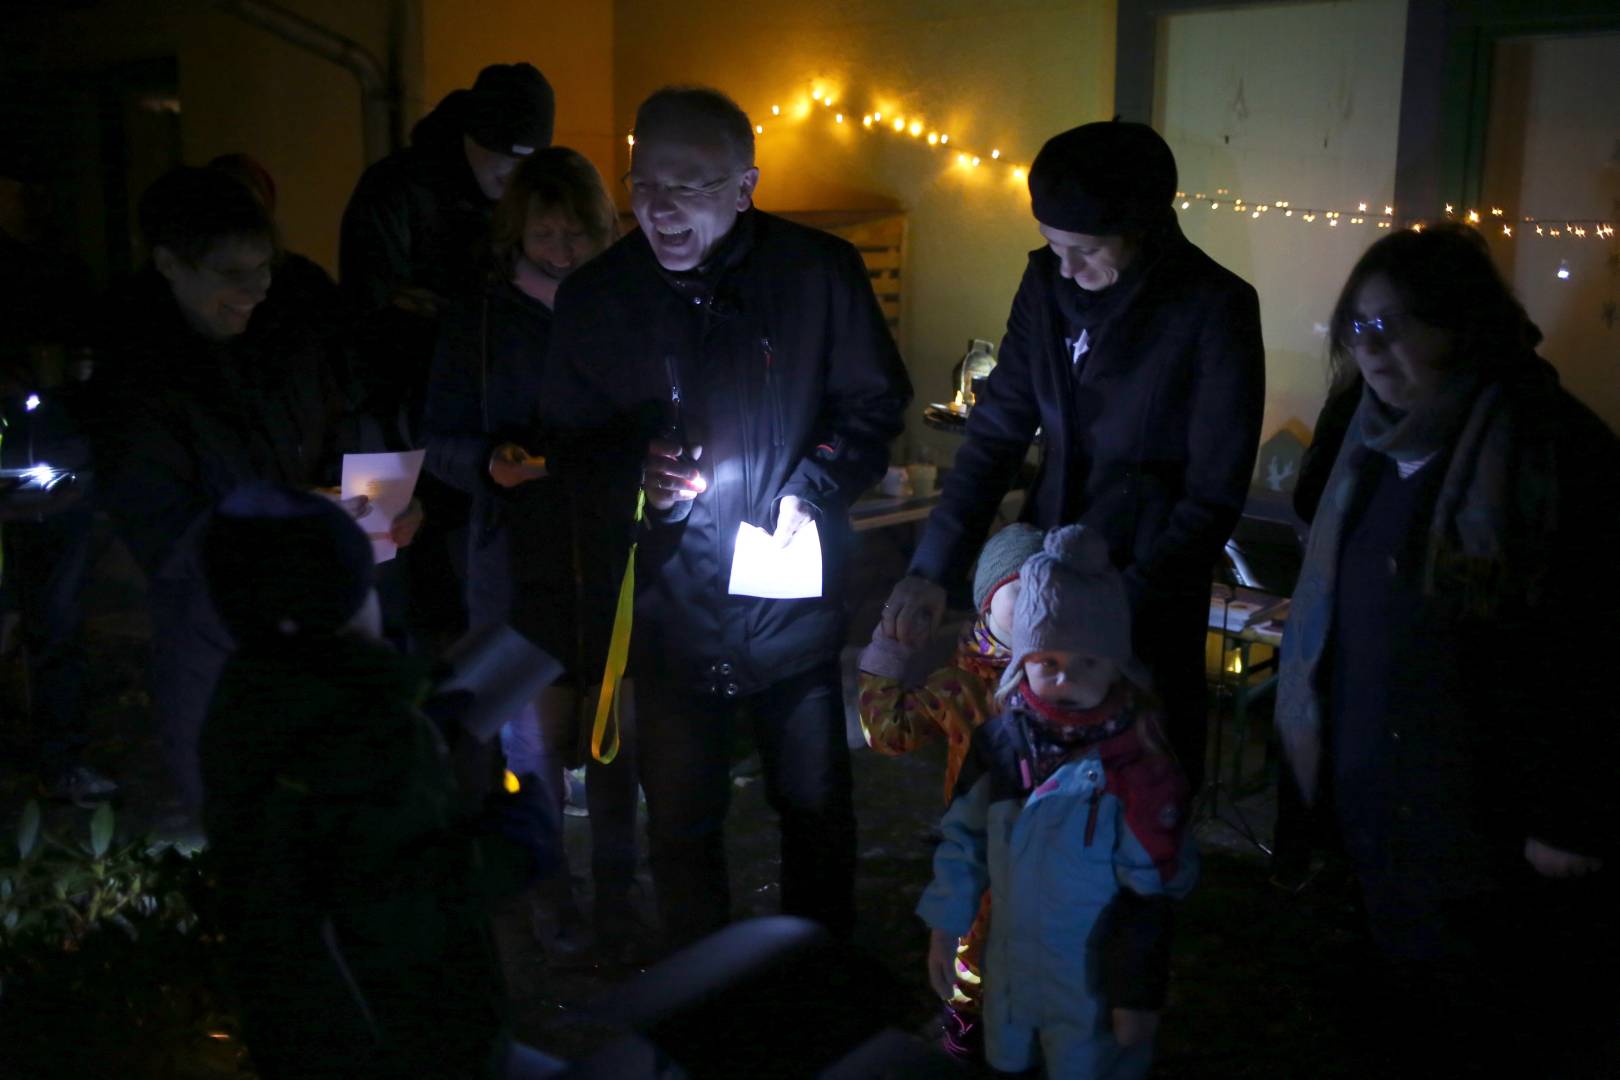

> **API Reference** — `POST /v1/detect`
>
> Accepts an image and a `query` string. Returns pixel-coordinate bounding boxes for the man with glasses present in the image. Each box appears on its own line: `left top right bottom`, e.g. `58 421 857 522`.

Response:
93 168 417 824
541 86 911 949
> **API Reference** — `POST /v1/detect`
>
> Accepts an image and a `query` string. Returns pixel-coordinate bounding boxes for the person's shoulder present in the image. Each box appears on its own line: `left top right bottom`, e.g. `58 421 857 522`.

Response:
753 212 864 270
1162 234 1258 305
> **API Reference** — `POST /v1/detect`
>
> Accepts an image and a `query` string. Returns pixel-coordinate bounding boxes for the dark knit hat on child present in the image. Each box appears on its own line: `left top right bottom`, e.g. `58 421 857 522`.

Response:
971 523 1047 612
1000 523 1140 695
202 485 375 644
1028 120 1177 236
458 63 555 156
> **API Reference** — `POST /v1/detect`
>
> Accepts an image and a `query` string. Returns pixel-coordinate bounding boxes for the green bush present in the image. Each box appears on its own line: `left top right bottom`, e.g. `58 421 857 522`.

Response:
0 802 249 1078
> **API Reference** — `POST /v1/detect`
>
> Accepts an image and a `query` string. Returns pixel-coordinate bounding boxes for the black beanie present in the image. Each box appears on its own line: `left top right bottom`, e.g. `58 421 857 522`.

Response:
202 485 375 644
1028 121 1178 236
458 63 555 156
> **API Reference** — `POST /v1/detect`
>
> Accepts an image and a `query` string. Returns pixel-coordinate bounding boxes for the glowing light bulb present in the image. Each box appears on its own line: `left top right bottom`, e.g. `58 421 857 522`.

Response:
755 124 764 134
835 114 843 123
863 115 873 127
772 105 781 116
1490 207 1503 216
1252 210 1261 219
1445 204 1455 214
1358 202 1368 212
1412 223 1423 232
893 117 905 132
1467 210 1480 224
812 89 822 101
1285 209 1293 217
1556 260 1571 281
824 93 836 106
1012 167 1025 181
1210 202 1219 210
1384 206 1394 216
971 156 980 166
990 149 1000 159
25 393 40 411
957 152 968 165
1181 200 1191 209
626 133 635 147
909 121 922 136
873 112 882 122
927 132 939 145
1502 224 1512 236
940 134 949 145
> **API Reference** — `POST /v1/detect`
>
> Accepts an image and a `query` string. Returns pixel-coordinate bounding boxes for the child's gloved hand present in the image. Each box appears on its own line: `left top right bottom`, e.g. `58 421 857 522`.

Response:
926 928 959 1001
1112 1008 1160 1047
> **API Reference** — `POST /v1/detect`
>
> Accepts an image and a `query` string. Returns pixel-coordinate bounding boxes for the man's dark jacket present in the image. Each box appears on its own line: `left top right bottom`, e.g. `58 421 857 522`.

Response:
910 221 1265 607
540 210 912 697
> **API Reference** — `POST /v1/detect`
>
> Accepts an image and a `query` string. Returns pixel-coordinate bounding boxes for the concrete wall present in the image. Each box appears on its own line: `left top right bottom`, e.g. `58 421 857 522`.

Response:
419 0 617 194
612 0 1118 462
1157 0 1409 465
1483 32 1620 432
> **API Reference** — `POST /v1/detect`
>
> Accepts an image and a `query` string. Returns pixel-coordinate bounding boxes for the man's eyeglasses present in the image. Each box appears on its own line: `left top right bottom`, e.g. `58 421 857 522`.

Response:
622 172 739 203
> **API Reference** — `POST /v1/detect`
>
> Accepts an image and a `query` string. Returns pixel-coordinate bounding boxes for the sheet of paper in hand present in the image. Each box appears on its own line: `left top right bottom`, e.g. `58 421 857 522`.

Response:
728 519 823 599
341 449 426 563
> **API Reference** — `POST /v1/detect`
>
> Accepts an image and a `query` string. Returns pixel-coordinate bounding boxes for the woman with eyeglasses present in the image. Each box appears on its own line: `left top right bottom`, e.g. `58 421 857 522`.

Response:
1276 223 1620 1071
422 147 648 961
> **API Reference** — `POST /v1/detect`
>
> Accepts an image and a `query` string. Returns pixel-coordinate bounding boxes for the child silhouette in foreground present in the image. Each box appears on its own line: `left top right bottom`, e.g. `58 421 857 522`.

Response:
917 524 1198 1079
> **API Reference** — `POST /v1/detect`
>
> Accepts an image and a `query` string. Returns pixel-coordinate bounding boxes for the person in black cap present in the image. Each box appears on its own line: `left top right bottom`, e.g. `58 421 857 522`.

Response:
339 61 556 655
882 120 1266 793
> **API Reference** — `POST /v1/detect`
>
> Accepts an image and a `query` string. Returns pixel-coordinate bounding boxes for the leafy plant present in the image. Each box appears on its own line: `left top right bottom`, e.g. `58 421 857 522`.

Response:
0 802 249 1077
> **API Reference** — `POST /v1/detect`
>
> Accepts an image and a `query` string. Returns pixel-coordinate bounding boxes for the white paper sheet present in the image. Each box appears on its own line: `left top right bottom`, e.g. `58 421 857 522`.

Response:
341 449 426 563
727 519 823 599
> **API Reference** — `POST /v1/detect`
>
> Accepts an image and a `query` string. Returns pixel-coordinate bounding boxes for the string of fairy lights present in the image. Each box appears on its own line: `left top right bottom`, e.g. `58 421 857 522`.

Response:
627 81 1619 257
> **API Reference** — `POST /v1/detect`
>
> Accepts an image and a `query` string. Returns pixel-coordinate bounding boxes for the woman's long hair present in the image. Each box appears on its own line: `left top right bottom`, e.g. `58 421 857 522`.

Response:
489 146 618 278
1325 223 1542 391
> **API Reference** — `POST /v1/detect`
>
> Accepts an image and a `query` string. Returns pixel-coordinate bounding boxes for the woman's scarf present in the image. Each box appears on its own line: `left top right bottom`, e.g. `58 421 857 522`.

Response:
1275 361 1562 802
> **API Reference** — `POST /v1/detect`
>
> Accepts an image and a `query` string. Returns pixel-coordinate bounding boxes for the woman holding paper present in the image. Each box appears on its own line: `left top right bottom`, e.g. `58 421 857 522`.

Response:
422 147 645 957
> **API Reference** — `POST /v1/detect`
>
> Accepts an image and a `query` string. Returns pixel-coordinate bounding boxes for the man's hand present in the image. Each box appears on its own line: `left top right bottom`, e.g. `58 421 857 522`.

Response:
390 498 424 549
336 494 370 519
1112 1009 1160 1047
880 575 948 648
488 442 547 488
926 929 959 1002
643 437 705 511
772 495 814 547
1525 837 1604 879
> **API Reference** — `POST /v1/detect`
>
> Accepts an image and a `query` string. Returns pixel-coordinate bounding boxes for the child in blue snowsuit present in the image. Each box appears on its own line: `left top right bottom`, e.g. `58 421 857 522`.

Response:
918 524 1198 1078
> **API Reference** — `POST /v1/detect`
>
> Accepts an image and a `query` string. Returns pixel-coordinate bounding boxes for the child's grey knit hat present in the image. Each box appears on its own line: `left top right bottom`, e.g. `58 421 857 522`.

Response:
999 524 1139 693
971 523 1046 612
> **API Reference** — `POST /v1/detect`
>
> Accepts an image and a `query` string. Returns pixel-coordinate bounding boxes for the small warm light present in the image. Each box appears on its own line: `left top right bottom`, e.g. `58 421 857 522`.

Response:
823 93 836 106
893 117 906 132
1181 200 1191 209
1536 224 1545 236
1252 210 1261 218
755 124 764 134
1012 166 1025 181
990 149 1000 159
1210 202 1220 210
1556 259 1572 281
1384 205 1394 216
957 152 968 165
862 114 873 127
626 133 634 147
504 769 521 793
208 1032 231 1041
1412 223 1424 232
873 112 882 121
1466 210 1480 223
909 121 923 136
1445 203 1455 214
835 114 843 123
1358 202 1368 212
927 131 939 145
1490 207 1503 216
940 134 949 145
772 104 781 115
971 156 980 167
1503 224 1512 237
1285 209 1293 217
1330 218 1339 227
811 89 822 101
25 393 40 411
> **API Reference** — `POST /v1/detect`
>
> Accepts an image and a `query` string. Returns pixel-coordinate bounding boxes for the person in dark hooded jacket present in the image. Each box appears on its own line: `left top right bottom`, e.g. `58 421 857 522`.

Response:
540 88 911 948
339 62 556 651
93 167 418 818
882 122 1266 792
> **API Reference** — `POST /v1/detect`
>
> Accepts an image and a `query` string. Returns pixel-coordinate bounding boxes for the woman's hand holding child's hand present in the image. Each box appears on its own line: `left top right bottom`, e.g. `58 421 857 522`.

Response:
1112 1009 1160 1047
926 929 959 1002
1524 837 1603 878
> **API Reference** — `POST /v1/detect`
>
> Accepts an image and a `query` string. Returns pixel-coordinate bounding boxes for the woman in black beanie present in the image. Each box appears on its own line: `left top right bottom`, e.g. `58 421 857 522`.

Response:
883 121 1266 791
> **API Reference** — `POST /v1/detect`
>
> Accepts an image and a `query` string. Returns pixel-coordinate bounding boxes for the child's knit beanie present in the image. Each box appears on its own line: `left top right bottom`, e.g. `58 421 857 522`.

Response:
1000 523 1135 694
202 484 375 645
971 523 1046 612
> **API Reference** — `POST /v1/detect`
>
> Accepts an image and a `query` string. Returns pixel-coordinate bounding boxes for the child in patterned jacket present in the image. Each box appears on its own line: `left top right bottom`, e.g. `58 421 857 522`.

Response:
857 522 1045 1058
917 524 1197 1079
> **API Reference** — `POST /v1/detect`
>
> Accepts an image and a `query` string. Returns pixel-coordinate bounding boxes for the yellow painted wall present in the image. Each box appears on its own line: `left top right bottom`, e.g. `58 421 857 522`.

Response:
612 0 1118 461
419 0 617 202
178 1 394 276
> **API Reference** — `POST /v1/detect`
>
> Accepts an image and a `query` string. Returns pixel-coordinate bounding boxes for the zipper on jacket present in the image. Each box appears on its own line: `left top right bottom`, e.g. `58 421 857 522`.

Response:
1084 793 1101 847
762 337 785 448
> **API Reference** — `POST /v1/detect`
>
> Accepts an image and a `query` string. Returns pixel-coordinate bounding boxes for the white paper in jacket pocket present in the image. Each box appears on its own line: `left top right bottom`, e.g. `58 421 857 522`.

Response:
727 519 823 599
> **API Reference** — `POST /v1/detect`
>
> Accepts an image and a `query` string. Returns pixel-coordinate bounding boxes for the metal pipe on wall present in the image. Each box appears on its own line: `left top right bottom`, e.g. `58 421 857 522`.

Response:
212 0 396 163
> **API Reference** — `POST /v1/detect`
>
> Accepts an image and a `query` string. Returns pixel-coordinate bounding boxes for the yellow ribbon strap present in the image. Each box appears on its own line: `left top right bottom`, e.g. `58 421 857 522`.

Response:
591 488 645 764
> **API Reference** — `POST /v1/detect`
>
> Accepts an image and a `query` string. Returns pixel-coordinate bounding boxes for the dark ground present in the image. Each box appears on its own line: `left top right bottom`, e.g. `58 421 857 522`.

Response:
1 516 1378 1077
